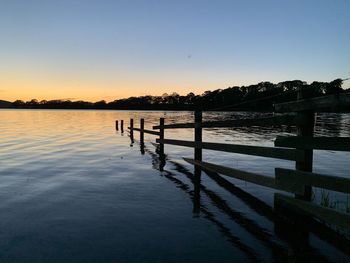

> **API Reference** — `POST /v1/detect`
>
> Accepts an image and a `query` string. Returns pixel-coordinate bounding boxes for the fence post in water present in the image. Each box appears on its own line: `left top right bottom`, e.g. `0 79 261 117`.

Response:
115 120 119 131
130 118 134 143
194 110 202 162
193 110 202 214
295 87 316 201
121 120 124 133
140 118 144 144
159 118 165 155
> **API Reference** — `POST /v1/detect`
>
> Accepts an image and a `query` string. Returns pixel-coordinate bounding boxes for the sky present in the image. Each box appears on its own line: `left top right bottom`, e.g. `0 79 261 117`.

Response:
0 0 349 102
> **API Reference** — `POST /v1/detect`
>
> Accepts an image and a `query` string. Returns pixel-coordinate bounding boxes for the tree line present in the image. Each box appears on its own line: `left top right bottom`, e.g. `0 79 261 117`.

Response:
10 79 348 111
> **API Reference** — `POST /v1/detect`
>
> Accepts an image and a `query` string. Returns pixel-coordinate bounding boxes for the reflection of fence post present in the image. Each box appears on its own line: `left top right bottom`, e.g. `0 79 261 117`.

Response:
140 118 144 144
121 120 124 133
295 87 316 201
159 118 164 155
115 120 119 131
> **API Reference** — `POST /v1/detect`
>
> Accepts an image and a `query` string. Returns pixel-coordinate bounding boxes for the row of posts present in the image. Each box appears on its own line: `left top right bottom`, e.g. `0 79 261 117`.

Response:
115 111 202 166
116 116 166 157
116 113 202 213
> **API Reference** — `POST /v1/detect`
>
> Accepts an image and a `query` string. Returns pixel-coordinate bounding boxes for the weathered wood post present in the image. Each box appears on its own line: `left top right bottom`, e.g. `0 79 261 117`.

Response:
130 118 134 144
115 120 119 131
140 119 145 154
121 120 124 133
193 110 202 214
194 110 203 162
130 118 134 130
159 117 164 156
140 118 144 144
295 87 316 201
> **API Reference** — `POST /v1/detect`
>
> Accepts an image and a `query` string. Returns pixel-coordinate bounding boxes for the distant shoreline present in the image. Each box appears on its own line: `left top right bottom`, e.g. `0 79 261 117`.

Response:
2 79 349 112
1 107 349 113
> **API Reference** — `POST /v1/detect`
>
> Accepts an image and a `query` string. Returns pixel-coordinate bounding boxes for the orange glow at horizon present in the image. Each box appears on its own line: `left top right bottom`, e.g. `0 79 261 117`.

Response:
0 76 227 103
0 67 239 102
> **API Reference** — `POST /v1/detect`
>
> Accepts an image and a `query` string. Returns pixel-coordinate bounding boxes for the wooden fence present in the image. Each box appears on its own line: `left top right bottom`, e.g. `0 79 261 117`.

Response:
116 90 350 230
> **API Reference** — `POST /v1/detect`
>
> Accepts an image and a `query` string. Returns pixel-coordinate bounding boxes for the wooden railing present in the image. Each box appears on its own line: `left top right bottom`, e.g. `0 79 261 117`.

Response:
116 91 350 230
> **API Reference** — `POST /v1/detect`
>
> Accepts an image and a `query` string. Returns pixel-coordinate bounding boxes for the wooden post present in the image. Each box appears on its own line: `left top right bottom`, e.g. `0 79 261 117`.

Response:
193 110 202 215
130 118 134 144
115 120 119 131
140 119 145 155
295 87 316 201
121 120 124 133
194 111 202 162
159 118 164 156
140 118 144 144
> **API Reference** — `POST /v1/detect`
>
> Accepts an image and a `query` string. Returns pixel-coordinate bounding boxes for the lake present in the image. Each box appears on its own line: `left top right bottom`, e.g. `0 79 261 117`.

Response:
0 109 349 262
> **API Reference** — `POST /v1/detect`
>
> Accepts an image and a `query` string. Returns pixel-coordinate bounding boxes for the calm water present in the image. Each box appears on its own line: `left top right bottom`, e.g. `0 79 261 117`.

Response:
0 109 350 262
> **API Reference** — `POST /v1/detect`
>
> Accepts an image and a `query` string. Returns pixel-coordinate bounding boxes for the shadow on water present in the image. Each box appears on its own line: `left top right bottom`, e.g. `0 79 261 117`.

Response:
201 168 350 258
129 129 134 146
128 133 350 262
128 137 260 261
141 146 261 262
141 145 290 261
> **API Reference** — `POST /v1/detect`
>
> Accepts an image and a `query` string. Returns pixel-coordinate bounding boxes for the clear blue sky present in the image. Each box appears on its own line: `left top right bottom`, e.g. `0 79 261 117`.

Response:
0 0 349 101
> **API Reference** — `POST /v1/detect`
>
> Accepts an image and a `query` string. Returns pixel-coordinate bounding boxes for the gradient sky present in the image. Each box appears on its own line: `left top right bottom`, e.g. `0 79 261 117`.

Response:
1 0 349 102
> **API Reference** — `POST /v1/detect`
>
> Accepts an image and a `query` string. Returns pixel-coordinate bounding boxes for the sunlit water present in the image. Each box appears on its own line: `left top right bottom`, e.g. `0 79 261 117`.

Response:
0 109 349 262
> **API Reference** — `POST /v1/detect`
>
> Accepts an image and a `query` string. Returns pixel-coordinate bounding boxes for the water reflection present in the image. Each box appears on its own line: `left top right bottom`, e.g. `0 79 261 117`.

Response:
1 109 349 262
141 145 261 262
129 128 134 145
137 136 350 262
316 113 343 137
193 166 201 215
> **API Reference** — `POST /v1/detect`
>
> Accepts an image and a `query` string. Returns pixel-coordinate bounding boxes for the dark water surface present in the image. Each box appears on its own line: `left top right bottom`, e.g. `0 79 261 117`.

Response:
0 109 349 262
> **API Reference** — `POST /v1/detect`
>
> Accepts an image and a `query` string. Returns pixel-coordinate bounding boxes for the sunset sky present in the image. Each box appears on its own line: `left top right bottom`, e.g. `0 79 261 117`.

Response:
1 0 349 102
